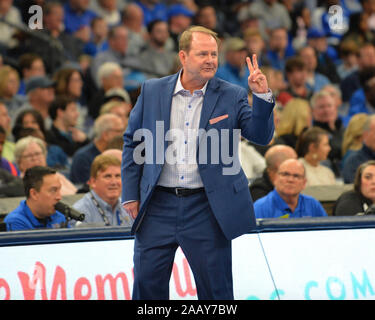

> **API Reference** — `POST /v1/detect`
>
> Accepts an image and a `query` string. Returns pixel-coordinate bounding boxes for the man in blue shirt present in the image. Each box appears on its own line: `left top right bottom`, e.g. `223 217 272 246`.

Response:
135 0 168 26
64 0 97 35
216 37 249 90
254 159 327 218
4 166 67 231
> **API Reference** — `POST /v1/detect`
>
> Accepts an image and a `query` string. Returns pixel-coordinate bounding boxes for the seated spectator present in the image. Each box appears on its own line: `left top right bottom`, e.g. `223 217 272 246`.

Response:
250 144 297 202
11 109 68 169
14 136 76 195
63 0 97 35
296 126 337 186
290 5 312 50
277 57 312 106
340 42 375 103
242 0 291 33
342 11 375 48
53 67 88 132
343 115 375 183
194 4 224 37
298 46 331 93
121 3 148 57
88 62 128 119
46 96 89 157
139 19 176 79
261 66 287 98
90 0 121 27
265 27 295 72
23 1 85 74
0 126 18 176
90 25 144 92
236 6 268 42
16 76 55 129
254 159 327 218
0 65 25 120
334 160 375 216
4 166 67 231
167 3 194 52
348 67 375 122
70 113 125 185
73 154 133 227
14 126 68 170
0 102 14 162
336 40 359 80
135 0 168 27
322 84 347 119
342 113 369 166
311 90 345 177
84 16 109 57
306 28 340 84
100 99 130 129
17 53 46 96
244 28 271 68
216 37 249 90
273 98 312 149
0 0 23 50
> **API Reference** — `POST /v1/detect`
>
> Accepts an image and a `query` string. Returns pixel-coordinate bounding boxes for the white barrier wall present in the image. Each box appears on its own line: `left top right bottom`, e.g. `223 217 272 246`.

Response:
1 229 375 300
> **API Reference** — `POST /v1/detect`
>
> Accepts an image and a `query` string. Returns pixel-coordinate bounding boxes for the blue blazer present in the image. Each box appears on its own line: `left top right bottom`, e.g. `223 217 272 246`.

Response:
121 72 275 240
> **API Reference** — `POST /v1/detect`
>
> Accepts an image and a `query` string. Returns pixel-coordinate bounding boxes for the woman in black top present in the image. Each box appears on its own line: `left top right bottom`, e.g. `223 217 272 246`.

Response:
333 160 375 216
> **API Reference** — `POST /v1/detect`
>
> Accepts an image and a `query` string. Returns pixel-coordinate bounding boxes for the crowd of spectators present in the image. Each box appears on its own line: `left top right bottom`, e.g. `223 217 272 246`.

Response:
2 0 375 230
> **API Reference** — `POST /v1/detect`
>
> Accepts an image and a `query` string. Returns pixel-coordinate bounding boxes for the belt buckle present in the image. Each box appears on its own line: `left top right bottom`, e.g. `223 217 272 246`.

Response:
175 188 184 197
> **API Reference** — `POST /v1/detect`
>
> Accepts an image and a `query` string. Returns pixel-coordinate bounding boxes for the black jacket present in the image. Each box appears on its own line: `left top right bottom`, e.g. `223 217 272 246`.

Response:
249 169 274 202
46 124 89 157
333 190 373 216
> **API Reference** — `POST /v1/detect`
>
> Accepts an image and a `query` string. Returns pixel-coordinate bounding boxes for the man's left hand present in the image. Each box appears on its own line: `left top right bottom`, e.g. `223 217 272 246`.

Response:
247 54 269 94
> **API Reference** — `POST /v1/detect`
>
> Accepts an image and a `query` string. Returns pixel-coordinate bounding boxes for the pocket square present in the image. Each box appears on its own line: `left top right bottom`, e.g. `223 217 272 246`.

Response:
209 114 228 125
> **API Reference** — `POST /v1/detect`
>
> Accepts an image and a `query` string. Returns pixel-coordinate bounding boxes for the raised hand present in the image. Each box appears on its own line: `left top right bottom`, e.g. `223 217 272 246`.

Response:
246 54 269 94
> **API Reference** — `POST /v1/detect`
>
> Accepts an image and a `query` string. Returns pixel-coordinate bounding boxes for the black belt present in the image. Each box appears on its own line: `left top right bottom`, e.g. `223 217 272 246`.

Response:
156 186 205 197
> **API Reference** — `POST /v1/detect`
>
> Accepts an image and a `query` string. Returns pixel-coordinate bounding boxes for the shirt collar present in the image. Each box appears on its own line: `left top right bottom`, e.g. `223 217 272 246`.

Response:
90 190 121 213
173 70 208 96
23 200 51 227
272 189 303 214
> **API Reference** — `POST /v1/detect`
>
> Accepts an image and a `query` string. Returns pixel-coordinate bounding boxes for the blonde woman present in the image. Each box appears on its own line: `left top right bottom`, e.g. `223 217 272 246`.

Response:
14 136 77 195
342 113 368 166
273 98 312 149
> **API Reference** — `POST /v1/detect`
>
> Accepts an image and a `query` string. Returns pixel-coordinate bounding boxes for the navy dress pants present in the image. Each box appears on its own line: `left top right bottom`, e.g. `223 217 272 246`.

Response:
132 188 233 300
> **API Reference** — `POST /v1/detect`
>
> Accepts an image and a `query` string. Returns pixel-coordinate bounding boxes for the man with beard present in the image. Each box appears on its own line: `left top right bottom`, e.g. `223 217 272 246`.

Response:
139 19 176 78
254 159 327 218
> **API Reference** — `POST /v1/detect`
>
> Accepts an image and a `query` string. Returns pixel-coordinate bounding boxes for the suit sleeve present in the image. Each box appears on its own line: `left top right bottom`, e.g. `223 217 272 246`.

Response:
236 87 275 146
121 82 146 203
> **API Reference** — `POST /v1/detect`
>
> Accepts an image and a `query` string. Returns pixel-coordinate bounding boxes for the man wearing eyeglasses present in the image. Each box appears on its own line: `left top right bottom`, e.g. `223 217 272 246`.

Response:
254 159 327 218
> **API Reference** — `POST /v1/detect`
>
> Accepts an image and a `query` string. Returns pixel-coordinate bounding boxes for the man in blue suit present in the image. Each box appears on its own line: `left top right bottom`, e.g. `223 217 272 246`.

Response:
121 26 275 300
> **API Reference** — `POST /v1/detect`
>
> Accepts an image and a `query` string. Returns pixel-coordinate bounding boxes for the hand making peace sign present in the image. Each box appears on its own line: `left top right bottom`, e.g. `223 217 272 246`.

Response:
246 54 269 94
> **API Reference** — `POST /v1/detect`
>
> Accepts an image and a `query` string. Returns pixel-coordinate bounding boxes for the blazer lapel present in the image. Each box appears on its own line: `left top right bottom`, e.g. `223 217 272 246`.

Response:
159 73 179 146
198 77 221 141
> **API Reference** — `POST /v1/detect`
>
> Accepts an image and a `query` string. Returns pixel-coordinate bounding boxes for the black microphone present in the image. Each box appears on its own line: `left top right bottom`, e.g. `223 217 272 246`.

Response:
55 201 85 221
